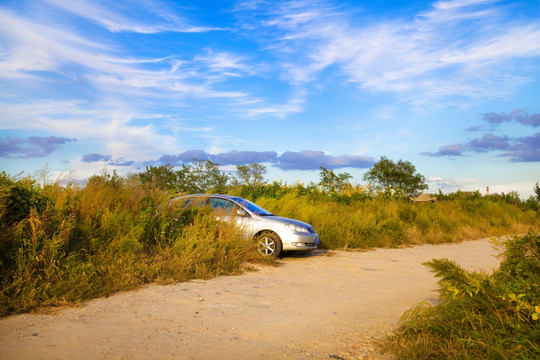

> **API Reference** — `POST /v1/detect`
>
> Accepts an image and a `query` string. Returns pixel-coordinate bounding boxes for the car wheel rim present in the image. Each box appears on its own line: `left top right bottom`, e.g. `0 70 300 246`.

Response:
258 236 276 256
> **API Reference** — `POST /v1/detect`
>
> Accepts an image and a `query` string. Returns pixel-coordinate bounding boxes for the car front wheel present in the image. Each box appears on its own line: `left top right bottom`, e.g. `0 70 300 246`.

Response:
256 232 282 257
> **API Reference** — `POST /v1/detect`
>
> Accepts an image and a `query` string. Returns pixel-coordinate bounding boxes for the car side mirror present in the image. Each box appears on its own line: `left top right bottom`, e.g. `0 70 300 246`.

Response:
236 209 247 217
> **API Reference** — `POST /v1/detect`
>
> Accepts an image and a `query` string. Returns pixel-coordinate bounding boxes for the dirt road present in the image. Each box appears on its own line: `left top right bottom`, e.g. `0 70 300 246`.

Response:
0 239 502 360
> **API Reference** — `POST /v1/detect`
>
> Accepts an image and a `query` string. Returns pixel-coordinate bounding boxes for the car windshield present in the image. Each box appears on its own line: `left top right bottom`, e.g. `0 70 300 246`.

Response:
229 197 274 216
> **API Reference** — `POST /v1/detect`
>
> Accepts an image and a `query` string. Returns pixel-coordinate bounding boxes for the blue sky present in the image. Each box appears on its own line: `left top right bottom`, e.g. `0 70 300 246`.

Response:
1 0 539 197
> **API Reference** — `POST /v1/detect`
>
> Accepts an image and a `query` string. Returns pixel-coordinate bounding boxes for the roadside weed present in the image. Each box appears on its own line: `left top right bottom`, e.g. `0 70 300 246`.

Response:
380 233 540 359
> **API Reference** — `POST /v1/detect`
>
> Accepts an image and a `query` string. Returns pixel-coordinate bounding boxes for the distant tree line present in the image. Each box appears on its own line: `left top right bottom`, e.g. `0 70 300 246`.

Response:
136 157 540 204
137 156 430 197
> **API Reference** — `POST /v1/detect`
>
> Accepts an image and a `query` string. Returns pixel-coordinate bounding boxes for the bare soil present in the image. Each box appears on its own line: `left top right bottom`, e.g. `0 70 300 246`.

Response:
0 238 502 360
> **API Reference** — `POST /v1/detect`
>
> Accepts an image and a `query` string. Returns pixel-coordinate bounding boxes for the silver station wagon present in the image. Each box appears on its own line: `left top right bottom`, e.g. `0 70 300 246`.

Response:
171 194 319 257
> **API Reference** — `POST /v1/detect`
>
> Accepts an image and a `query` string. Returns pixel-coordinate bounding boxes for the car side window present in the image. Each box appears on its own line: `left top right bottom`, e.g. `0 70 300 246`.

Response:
208 198 239 215
180 197 208 209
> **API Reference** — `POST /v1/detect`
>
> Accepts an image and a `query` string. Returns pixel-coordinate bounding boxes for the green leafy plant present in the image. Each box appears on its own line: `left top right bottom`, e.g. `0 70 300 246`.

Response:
380 233 540 359
318 166 353 193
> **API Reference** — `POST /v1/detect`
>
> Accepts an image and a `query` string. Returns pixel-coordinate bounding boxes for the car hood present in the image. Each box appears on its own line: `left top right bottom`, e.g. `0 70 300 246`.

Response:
258 215 313 228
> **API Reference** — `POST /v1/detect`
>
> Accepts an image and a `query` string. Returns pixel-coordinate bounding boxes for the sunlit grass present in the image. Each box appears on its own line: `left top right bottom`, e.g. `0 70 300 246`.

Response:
0 173 538 316
379 233 540 359
0 172 269 316
243 189 538 250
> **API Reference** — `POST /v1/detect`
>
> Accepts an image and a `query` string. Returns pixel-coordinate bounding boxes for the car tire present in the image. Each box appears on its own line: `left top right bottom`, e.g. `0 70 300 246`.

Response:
256 232 282 257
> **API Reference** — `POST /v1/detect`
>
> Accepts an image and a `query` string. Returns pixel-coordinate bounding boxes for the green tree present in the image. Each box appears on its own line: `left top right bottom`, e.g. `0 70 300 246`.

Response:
139 164 178 190
534 181 540 202
185 160 229 194
318 167 352 192
363 156 428 196
138 162 229 193
234 163 267 187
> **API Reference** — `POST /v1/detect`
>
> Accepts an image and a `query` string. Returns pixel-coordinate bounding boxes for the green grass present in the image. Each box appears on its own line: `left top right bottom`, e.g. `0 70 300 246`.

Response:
379 233 540 359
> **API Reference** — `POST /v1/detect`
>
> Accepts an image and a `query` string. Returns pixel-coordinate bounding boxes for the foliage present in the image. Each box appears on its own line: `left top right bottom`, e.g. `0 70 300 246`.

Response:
1 169 538 316
534 181 540 202
0 172 49 226
228 178 375 205
185 160 229 194
318 167 353 193
138 160 229 193
0 172 51 274
380 233 540 359
0 172 267 316
525 196 540 212
363 156 428 196
138 157 431 198
138 164 179 191
233 163 267 187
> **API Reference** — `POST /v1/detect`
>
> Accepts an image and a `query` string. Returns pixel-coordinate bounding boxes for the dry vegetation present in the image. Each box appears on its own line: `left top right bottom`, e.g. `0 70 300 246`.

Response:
232 181 538 249
0 172 269 316
1 170 538 359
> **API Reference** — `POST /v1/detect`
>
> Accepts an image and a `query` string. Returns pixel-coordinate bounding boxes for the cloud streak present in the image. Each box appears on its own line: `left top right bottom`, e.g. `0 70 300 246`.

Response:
423 133 540 162
237 0 540 105
82 153 134 166
81 149 375 173
482 109 540 127
43 0 223 34
0 136 76 158
148 150 374 171
0 7 250 102
425 108 540 162
276 151 373 170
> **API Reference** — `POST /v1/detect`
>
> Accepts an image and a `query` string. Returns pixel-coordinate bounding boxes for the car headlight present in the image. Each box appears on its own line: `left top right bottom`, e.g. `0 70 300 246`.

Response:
285 223 309 233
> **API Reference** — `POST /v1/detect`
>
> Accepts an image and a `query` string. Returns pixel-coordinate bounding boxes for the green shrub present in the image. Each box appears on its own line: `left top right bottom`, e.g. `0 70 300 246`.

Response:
380 233 540 359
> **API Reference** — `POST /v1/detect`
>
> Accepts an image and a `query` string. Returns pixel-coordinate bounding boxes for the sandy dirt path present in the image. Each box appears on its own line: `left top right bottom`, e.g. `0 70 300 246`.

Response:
0 239 502 360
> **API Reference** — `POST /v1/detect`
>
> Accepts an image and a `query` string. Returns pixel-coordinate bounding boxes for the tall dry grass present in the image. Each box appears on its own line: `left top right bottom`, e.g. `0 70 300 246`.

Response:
250 192 538 249
0 172 268 316
1 173 538 315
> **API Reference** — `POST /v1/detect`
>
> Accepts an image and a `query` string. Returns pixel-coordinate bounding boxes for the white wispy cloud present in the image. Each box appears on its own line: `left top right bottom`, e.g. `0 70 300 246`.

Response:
243 89 307 118
0 9 109 78
440 25 540 64
0 100 177 161
240 0 540 106
418 0 499 24
43 0 223 33
0 6 253 101
194 50 255 77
